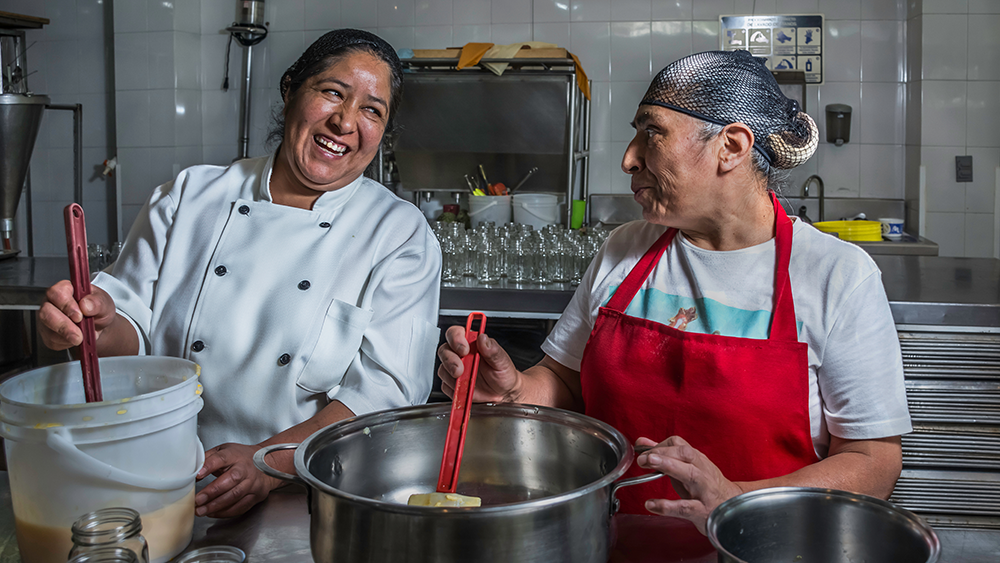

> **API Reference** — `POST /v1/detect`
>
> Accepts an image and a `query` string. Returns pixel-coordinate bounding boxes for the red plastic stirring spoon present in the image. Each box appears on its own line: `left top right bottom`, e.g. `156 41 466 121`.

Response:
436 312 487 494
64 203 103 403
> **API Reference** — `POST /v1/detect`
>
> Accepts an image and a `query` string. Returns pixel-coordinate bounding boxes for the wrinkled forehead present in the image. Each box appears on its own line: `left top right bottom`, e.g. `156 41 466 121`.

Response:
631 104 703 131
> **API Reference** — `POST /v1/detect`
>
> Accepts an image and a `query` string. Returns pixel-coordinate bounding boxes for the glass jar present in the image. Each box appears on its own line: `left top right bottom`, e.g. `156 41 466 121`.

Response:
69 507 149 563
68 547 140 563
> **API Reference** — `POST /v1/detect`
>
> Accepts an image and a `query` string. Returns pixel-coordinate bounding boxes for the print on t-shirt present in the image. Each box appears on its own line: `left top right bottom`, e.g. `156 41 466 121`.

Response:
607 285 771 338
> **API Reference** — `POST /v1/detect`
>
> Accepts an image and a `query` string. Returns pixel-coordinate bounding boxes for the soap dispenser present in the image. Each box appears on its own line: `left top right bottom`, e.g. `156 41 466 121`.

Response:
825 104 852 146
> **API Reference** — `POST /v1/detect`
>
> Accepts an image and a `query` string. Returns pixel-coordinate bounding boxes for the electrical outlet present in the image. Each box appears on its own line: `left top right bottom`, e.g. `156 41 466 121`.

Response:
956 155 973 183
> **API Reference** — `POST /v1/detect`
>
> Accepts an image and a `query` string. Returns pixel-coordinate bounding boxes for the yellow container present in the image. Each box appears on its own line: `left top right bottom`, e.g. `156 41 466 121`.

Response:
813 220 883 242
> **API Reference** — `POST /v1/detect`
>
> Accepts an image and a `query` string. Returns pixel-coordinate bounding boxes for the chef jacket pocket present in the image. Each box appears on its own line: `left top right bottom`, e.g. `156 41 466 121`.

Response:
297 299 374 394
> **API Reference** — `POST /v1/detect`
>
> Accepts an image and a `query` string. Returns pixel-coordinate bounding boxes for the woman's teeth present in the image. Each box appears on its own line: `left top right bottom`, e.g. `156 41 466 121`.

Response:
315 136 346 155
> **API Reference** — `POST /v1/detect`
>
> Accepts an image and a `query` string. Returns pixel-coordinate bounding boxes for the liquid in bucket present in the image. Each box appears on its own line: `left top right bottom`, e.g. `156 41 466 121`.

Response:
0 356 204 563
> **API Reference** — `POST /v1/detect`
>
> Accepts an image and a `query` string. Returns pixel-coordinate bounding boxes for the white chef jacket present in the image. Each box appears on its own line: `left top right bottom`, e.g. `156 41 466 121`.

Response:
93 154 442 448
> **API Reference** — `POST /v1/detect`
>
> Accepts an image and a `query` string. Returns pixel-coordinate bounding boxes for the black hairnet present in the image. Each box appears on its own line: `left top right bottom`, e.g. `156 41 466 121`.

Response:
279 28 403 114
640 50 817 169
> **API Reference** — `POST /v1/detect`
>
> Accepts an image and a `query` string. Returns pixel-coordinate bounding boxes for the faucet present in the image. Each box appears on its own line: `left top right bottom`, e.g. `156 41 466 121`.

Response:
802 175 824 222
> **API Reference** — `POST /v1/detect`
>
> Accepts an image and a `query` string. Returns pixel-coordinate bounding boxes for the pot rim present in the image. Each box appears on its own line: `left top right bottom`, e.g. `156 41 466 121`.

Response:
706 486 942 563
292 402 635 515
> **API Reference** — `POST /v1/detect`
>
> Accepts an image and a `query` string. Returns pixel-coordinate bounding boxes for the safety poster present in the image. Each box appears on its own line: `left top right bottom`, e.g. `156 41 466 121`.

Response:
719 14 825 84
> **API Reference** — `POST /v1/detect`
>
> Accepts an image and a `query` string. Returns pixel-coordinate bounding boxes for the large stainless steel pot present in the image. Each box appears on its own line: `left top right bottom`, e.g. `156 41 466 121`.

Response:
707 487 941 563
254 403 661 563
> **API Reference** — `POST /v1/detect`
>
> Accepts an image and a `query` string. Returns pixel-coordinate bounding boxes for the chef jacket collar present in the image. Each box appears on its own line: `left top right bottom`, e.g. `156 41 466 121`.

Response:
257 152 366 214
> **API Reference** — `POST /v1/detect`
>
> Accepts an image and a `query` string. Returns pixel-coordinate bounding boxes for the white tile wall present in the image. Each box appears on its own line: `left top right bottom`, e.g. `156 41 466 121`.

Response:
859 82 904 144
572 0 610 22
924 211 965 255
968 16 1000 81
964 212 996 257
652 0 693 20
860 20 903 82
920 14 967 80
963 148 1000 212
817 142 861 197
921 81 967 147
921 146 966 213
966 81 1000 148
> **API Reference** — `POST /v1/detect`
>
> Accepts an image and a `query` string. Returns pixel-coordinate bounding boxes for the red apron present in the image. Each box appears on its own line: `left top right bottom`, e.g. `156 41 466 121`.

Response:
580 193 819 515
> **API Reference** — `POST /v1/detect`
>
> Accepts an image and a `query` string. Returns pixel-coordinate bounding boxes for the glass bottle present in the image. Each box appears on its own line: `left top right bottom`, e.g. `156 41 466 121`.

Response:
69 507 149 563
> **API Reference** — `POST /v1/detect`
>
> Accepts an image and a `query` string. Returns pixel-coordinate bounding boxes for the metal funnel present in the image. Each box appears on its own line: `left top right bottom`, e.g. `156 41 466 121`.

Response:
0 92 48 238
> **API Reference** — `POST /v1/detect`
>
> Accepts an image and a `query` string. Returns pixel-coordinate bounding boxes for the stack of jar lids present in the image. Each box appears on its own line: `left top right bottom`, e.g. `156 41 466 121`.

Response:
813 220 882 242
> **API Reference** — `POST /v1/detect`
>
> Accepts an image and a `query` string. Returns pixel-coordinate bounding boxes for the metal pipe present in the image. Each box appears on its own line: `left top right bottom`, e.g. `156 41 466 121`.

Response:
582 81 591 224
565 80 576 228
802 174 824 222
45 103 83 205
24 167 31 256
238 44 253 159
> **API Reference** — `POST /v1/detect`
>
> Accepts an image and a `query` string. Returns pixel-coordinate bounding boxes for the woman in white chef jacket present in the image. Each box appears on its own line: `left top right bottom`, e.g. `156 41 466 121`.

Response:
37 30 441 518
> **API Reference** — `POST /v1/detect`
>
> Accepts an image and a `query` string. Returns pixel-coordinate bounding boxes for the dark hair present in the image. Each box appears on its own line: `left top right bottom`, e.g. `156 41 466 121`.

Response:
266 30 404 156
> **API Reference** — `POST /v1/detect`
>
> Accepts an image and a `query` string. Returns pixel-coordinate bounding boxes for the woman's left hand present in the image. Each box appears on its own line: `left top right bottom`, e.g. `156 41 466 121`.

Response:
635 436 745 534
195 443 282 518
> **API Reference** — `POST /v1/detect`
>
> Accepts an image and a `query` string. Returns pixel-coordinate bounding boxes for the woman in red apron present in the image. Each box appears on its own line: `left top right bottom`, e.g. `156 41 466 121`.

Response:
438 51 907 536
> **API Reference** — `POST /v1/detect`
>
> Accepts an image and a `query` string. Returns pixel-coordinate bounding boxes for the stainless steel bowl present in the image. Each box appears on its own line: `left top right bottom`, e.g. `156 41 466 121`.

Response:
255 403 660 563
707 487 940 563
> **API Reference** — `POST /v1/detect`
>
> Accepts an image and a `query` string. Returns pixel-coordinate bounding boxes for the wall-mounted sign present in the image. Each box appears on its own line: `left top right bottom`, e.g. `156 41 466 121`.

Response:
720 14 825 84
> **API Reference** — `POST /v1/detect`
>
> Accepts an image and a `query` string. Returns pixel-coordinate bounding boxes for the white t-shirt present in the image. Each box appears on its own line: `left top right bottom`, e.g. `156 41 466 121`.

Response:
94 155 442 448
542 219 912 458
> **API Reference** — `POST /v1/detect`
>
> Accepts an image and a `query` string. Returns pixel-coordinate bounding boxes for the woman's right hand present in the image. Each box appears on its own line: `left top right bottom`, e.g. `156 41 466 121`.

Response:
37 280 118 351
437 326 521 403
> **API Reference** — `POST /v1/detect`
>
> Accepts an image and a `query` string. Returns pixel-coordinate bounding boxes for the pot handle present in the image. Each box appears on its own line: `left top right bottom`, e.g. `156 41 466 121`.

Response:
609 445 665 516
253 443 305 485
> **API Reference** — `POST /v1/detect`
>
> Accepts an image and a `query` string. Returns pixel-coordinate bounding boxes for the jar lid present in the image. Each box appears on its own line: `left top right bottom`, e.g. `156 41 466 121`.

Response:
172 546 246 563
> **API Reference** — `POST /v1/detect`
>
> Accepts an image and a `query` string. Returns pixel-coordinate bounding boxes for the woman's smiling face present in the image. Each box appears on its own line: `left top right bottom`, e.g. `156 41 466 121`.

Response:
280 50 392 193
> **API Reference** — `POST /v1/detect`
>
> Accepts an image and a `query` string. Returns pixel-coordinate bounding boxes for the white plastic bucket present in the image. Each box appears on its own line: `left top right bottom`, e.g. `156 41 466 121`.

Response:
512 194 559 230
468 195 512 227
0 356 205 563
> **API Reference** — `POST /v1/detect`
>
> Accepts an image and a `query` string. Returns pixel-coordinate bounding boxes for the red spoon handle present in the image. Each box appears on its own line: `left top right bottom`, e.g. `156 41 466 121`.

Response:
64 203 102 403
436 312 487 494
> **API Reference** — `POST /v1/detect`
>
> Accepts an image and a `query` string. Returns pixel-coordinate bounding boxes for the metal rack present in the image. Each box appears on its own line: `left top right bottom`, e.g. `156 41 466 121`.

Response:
392 56 591 227
889 327 1000 529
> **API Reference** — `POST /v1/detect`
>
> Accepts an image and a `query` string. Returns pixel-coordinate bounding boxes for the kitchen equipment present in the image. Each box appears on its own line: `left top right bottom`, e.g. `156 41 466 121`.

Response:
0 91 47 253
224 0 268 160
880 217 905 240
708 487 940 563
69 507 149 563
467 194 511 227
68 547 140 563
826 103 852 145
253 402 662 563
512 193 559 230
510 166 539 194
813 220 882 242
0 356 205 563
437 312 485 494
393 60 590 227
172 546 246 563
64 203 102 402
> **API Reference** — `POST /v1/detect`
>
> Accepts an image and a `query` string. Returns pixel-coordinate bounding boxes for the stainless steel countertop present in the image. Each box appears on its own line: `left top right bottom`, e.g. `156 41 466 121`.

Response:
3 256 1000 326
0 473 995 562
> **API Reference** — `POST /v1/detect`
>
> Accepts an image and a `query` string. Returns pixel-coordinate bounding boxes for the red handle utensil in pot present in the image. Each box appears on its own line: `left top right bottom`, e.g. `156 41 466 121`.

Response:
64 203 103 403
436 312 486 494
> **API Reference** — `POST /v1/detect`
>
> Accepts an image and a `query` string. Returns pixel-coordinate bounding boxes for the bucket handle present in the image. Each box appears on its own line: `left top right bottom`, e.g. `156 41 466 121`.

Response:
608 444 665 516
253 443 304 486
468 201 499 216
513 202 557 221
46 427 206 491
